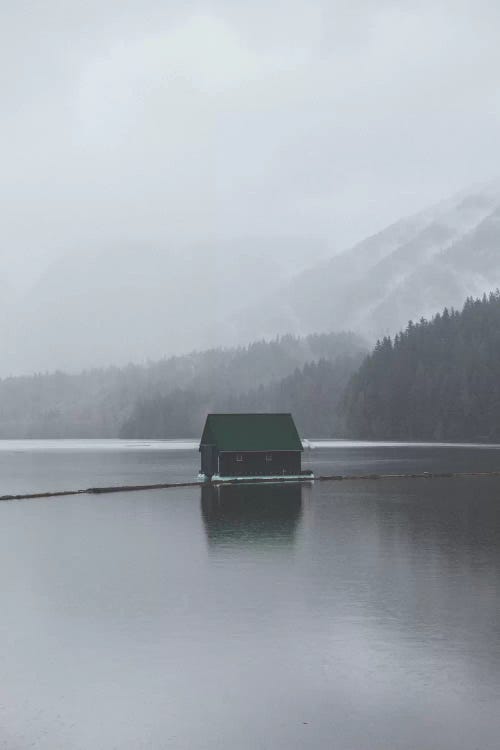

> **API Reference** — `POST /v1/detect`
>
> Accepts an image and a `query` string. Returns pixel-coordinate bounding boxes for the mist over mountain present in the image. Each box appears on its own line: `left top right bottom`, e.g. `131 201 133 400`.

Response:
0 331 364 438
2 183 500 376
2 0 500 379
240 183 500 342
1 238 327 375
121 342 365 439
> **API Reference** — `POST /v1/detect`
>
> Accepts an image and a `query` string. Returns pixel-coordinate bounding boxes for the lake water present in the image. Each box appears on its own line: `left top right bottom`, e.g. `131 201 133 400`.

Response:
1 440 500 748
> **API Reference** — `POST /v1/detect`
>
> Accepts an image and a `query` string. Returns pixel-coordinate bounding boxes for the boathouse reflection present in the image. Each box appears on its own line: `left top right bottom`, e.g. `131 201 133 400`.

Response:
201 482 303 547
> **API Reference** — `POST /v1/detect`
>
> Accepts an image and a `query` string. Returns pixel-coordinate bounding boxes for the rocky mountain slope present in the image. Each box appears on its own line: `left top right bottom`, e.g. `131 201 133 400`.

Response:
3 183 500 375
241 183 500 342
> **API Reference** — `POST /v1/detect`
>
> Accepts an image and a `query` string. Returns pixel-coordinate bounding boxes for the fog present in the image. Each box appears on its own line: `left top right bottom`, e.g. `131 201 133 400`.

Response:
1 1 500 374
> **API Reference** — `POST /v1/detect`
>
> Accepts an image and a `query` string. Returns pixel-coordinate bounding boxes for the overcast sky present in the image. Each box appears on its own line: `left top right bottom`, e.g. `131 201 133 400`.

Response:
1 0 500 291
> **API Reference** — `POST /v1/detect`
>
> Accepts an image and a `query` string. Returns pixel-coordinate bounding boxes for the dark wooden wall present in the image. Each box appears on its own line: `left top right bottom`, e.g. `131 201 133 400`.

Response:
200 444 218 477
218 451 301 477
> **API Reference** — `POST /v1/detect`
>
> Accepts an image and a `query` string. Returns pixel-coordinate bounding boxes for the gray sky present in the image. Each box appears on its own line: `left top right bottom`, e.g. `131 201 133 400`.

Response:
1 0 500 291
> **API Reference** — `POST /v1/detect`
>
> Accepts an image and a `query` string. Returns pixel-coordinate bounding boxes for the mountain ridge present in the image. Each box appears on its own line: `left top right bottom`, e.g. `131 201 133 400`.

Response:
2 182 500 374
239 181 500 342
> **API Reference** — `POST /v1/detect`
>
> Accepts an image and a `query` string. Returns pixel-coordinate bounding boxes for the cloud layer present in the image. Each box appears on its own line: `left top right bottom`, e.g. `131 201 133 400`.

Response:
1 1 499 367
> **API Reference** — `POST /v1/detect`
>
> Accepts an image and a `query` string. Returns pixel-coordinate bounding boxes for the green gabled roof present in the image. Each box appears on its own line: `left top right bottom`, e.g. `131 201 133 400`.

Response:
199 413 303 452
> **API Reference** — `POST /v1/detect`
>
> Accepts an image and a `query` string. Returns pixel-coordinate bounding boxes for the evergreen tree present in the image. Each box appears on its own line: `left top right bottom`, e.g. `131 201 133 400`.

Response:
342 291 500 441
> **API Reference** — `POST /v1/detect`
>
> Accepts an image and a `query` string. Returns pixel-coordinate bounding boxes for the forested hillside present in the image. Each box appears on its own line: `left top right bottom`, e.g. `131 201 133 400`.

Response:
342 292 500 441
0 332 365 438
121 354 363 439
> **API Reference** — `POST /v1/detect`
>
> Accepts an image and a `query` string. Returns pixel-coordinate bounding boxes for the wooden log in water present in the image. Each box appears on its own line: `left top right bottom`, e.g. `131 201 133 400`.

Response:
0 481 205 501
0 489 85 502
87 481 203 494
2 470 500 502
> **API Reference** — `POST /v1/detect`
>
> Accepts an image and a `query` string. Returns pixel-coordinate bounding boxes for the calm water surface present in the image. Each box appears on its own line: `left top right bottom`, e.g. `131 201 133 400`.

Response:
1 441 500 748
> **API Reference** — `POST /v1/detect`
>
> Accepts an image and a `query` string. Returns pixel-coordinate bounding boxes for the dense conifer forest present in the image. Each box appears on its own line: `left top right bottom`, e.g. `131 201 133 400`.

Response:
4 291 500 441
342 292 500 441
0 332 365 438
120 354 363 439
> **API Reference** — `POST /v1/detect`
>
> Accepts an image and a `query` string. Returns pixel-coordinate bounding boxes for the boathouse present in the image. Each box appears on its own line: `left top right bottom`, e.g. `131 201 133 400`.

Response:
199 413 304 479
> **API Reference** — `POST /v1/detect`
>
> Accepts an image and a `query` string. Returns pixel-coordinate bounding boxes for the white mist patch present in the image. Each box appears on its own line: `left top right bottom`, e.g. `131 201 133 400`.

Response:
0 439 199 453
